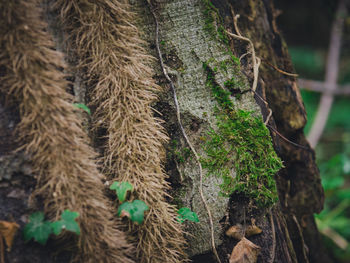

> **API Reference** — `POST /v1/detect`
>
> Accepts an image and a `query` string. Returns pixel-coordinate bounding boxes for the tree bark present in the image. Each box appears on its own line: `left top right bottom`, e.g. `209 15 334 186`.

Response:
0 0 330 262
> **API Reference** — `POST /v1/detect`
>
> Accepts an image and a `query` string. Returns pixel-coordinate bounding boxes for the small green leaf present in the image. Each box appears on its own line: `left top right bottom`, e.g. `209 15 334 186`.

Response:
117 202 134 219
73 103 91 115
130 200 149 225
177 207 199 223
110 181 133 203
117 200 149 225
23 212 52 245
51 210 80 236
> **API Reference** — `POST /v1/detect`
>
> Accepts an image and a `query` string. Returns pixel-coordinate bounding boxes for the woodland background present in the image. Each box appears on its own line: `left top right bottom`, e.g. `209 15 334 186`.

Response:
277 0 350 261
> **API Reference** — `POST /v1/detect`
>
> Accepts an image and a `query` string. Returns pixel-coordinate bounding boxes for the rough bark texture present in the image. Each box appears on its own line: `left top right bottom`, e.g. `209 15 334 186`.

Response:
133 0 261 256
0 0 330 262
132 0 329 262
212 0 330 262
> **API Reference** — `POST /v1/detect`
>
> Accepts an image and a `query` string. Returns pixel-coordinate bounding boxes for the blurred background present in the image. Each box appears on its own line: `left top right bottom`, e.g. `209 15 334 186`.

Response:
276 0 350 261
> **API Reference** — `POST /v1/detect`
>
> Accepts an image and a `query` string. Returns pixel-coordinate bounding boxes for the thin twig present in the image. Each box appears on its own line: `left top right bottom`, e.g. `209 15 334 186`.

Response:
292 215 310 263
250 89 310 150
148 4 221 263
319 226 348 249
262 59 298 77
266 124 310 151
227 9 260 93
269 209 276 263
0 236 4 263
307 0 347 147
250 87 273 125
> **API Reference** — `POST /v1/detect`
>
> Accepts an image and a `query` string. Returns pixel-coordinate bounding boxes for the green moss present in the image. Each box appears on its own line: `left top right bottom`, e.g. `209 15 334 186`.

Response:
219 60 228 72
202 0 230 46
168 139 192 164
201 64 283 207
201 0 240 70
217 25 229 45
202 0 217 38
224 78 236 90
200 1 281 207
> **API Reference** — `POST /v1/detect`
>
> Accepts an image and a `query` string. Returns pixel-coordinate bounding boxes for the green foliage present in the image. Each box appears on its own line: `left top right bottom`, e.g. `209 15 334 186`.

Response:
299 90 320 134
23 212 52 245
111 181 149 224
201 63 283 207
118 200 149 225
319 154 350 191
316 152 350 214
110 181 134 203
313 152 350 258
51 210 80 235
23 210 80 245
73 103 91 115
177 207 199 223
302 90 350 135
289 46 325 80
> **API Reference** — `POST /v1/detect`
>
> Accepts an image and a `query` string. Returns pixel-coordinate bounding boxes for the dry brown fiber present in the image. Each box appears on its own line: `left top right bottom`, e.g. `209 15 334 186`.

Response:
0 0 134 262
54 0 188 262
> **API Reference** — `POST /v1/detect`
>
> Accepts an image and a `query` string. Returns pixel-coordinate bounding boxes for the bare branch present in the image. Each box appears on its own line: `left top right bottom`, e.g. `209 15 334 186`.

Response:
307 0 347 147
298 79 350 96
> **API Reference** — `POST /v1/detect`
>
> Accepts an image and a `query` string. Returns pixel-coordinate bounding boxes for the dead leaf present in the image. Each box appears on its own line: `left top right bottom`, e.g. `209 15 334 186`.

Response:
0 221 20 252
246 225 262 237
226 222 262 239
226 224 245 240
229 237 261 263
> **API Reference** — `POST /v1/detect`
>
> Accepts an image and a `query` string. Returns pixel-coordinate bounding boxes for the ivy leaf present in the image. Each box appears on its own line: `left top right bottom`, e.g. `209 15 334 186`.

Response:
23 212 52 245
177 207 199 223
117 200 149 225
130 200 149 225
110 181 133 203
73 103 91 115
51 210 80 236
117 202 134 219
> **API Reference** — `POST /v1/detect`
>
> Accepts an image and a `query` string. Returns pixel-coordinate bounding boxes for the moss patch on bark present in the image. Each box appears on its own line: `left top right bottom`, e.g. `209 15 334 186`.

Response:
201 62 283 207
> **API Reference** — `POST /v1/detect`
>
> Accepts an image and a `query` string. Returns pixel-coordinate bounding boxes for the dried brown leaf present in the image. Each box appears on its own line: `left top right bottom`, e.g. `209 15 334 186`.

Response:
246 225 262 237
0 221 19 252
226 223 262 240
226 224 244 240
229 237 261 263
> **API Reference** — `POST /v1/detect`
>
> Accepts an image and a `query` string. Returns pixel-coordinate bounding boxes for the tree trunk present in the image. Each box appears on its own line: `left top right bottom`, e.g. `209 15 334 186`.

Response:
0 0 330 262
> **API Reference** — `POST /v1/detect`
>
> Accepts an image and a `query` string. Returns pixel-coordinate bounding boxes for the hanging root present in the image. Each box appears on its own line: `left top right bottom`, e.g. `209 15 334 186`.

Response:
227 10 260 93
54 0 187 262
0 0 134 262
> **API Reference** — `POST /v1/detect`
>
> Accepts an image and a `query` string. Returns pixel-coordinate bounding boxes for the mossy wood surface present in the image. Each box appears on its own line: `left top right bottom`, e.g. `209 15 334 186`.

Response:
223 0 329 262
134 0 282 257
